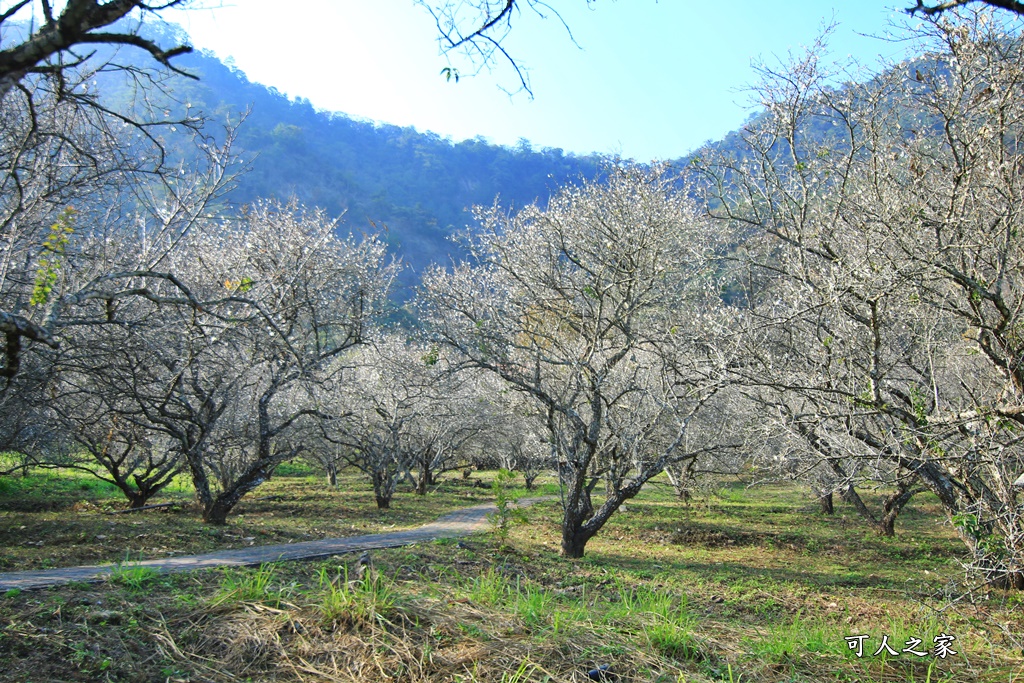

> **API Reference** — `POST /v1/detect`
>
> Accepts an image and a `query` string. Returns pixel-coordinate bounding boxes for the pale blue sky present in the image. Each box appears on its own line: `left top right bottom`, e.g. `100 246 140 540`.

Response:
162 1 920 160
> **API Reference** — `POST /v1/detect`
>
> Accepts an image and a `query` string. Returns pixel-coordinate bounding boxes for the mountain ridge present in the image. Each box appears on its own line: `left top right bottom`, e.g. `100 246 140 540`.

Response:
100 23 610 297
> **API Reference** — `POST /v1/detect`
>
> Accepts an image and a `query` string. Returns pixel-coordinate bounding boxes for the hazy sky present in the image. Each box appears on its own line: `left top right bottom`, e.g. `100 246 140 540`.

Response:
161 1 922 160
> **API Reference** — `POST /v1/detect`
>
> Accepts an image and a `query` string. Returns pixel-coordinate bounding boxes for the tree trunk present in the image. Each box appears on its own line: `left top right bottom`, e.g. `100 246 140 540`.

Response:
203 489 243 525
877 487 917 537
990 570 1024 590
577 475 602 521
124 488 151 509
666 458 696 501
201 462 273 525
559 462 655 558
577 485 594 521
559 460 592 557
838 482 880 527
326 463 337 487
111 471 152 509
911 463 1024 589
372 470 394 509
561 528 590 559
203 499 232 525
560 498 597 558
416 457 434 495
818 491 834 515
187 448 215 515
200 383 288 525
560 481 644 558
119 472 177 509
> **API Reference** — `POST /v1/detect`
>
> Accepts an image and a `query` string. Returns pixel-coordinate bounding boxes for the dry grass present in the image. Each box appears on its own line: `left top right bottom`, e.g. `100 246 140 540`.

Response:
0 474 1022 682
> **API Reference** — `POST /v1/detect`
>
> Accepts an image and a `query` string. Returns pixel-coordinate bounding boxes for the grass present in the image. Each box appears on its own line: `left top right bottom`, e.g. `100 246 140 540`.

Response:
0 463 493 571
313 564 398 627
108 556 160 593
0 466 122 510
0 474 1021 682
744 610 849 662
210 563 289 607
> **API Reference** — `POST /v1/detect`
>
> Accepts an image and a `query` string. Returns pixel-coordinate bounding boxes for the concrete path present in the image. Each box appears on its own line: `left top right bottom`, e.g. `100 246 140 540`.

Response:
0 498 551 591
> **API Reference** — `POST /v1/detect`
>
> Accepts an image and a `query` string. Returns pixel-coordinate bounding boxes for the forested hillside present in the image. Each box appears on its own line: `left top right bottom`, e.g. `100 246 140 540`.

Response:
115 23 607 294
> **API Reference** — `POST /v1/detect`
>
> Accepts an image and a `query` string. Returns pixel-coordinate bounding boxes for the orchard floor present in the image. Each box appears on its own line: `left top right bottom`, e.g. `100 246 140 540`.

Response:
0 464 493 572
0 468 1021 682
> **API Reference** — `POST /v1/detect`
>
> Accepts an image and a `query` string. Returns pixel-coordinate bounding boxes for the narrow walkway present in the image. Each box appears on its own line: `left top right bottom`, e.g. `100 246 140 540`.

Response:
0 497 551 591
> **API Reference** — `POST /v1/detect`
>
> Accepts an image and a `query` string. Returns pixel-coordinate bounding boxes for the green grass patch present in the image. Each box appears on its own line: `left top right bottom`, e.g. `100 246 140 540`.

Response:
745 611 849 662
0 466 494 571
210 563 292 607
108 558 160 593
313 564 397 627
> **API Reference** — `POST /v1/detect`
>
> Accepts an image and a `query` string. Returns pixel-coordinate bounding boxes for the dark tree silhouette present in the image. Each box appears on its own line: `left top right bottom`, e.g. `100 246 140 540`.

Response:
908 0 1024 15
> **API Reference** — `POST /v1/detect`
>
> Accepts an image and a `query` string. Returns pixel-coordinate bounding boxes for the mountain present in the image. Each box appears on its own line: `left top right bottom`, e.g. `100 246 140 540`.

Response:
103 22 607 298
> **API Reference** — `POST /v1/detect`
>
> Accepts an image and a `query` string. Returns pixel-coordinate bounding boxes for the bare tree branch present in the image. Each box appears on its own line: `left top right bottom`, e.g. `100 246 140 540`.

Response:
908 0 1024 16
0 0 194 98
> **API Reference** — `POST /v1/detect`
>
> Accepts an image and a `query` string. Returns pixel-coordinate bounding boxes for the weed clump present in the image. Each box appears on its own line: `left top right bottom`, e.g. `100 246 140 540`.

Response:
314 563 397 630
